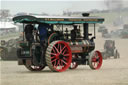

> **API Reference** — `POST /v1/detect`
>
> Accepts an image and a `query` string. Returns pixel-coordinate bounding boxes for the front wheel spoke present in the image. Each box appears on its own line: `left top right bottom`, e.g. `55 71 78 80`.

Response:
94 52 97 57
97 58 100 61
72 63 74 66
73 62 76 65
34 66 37 69
93 62 96 67
92 58 96 62
95 53 99 58
33 66 36 69
94 62 98 67
95 62 98 67
95 56 98 59
35 66 39 69
70 63 73 67
99 60 101 64
96 61 99 65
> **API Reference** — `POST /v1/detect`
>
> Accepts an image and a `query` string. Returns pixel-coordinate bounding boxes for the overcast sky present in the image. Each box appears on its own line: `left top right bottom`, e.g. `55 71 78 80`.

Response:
0 0 127 15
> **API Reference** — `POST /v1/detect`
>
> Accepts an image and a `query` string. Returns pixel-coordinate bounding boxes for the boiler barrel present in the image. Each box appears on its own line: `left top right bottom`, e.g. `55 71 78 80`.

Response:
68 40 95 53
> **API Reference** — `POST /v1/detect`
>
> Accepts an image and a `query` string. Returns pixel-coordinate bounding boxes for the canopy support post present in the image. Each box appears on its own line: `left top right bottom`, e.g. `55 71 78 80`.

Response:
94 24 96 38
23 23 25 41
62 24 63 34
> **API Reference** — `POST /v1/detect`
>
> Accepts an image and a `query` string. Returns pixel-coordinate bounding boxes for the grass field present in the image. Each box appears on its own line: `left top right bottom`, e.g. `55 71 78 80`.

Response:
1 35 128 85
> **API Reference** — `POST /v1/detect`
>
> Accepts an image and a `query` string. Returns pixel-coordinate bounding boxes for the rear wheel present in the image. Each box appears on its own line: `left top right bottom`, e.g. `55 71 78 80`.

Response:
25 65 45 71
46 41 72 72
89 51 103 70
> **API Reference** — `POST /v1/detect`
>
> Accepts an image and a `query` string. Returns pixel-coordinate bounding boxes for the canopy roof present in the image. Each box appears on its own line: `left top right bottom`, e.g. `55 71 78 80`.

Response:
13 15 104 24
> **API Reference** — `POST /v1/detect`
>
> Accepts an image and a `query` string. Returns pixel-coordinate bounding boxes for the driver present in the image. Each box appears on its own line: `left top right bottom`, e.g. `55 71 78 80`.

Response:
71 25 78 41
38 23 52 65
38 23 52 44
24 24 34 43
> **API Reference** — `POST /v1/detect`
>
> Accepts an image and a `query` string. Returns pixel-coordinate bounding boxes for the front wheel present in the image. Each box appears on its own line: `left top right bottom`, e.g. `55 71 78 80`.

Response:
89 51 103 70
69 55 78 69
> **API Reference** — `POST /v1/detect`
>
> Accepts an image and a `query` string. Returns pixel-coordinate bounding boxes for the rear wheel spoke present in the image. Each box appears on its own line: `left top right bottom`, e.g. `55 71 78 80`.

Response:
58 60 62 69
60 60 63 67
56 60 60 68
60 46 66 53
63 57 67 61
64 54 69 57
52 59 57 63
51 56 56 59
61 60 68 65
52 47 56 53
51 53 57 56
58 43 60 49
60 44 62 53
57 44 61 52
53 45 59 53
53 59 57 67
62 49 67 55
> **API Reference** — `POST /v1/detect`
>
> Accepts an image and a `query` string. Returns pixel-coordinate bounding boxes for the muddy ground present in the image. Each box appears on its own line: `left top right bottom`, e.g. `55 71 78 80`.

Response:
0 33 128 85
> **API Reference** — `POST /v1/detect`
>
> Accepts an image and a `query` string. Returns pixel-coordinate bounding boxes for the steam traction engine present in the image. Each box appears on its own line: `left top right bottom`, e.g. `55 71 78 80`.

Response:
13 13 104 72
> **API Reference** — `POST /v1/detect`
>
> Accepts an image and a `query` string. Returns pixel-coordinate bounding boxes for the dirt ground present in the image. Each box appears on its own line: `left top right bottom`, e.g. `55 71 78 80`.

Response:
0 33 128 85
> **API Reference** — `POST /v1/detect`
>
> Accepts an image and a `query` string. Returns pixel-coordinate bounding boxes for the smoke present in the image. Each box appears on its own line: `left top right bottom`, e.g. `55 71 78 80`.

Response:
104 0 124 12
